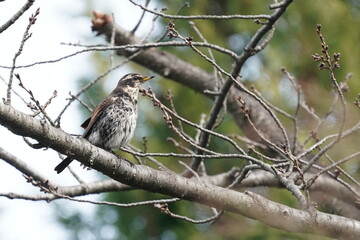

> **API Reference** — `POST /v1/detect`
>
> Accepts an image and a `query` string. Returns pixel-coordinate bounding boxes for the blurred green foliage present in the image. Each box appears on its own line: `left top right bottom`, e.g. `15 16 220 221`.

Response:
57 1 360 239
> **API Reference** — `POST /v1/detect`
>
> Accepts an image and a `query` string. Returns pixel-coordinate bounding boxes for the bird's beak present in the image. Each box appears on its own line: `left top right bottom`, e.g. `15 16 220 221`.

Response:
141 76 154 82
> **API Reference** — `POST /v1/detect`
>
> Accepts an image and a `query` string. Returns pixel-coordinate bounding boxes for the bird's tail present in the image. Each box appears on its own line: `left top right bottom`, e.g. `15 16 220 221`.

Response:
54 157 74 174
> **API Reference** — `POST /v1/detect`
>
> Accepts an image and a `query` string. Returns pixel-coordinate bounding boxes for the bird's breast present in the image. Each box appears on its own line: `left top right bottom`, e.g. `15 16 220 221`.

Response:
87 98 138 149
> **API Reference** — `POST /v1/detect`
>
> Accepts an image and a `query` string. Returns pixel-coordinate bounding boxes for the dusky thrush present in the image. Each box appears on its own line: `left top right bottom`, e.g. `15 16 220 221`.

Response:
54 73 154 173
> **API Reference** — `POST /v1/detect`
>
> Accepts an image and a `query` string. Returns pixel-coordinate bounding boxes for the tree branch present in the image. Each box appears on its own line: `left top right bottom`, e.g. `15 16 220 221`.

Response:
0 0 35 34
1 102 360 239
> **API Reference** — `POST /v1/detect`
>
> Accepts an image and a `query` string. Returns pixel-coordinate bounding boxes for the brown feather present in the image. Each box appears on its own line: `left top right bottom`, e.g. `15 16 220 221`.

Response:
82 96 118 138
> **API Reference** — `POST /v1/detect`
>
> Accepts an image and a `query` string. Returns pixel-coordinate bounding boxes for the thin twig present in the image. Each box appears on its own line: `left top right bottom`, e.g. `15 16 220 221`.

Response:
141 87 246 155
281 68 301 152
239 97 286 155
0 41 238 70
167 137 195 155
16 73 56 126
229 134 266 149
166 89 185 136
227 164 261 189
251 85 295 120
49 186 180 207
5 8 40 105
0 75 29 106
109 13 116 67
131 0 150 34
139 6 159 43
297 121 360 160
189 21 221 90
125 145 171 171
179 161 202 182
300 25 348 175
129 0 271 20
31 90 57 118
68 92 93 113
122 148 279 172
154 202 224 224
307 151 360 189
155 1 190 42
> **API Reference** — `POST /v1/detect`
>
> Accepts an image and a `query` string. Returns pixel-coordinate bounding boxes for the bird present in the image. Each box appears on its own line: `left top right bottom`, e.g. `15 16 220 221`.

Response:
54 73 154 173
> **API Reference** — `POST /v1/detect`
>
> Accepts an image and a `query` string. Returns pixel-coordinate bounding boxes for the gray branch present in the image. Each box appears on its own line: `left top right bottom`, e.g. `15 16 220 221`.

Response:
1 102 360 239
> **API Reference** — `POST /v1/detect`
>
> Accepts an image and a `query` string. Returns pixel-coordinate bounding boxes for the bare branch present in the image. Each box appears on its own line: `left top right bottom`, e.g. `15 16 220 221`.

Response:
5 8 40 105
0 102 359 238
128 0 271 20
0 0 35 34
0 41 238 69
155 202 224 224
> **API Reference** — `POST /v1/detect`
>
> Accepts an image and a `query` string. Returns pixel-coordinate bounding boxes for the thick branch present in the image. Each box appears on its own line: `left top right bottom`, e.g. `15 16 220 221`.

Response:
0 145 55 187
1 103 360 239
1 145 358 220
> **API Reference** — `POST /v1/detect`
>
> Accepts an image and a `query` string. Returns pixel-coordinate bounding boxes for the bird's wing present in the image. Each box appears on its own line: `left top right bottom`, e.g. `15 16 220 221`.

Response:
81 96 118 138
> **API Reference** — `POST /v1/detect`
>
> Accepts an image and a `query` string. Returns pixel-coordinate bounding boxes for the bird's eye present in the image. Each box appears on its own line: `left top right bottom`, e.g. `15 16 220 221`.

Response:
128 80 135 87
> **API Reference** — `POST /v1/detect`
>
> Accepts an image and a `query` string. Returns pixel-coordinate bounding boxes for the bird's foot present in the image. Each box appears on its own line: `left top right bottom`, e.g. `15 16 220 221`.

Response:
109 149 135 167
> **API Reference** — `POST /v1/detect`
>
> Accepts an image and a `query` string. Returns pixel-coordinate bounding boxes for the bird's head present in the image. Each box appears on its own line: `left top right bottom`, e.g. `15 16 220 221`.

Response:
115 73 154 95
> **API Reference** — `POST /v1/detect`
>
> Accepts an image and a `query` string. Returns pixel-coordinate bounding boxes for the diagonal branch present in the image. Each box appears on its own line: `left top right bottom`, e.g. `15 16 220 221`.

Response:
0 0 35 34
1 102 360 239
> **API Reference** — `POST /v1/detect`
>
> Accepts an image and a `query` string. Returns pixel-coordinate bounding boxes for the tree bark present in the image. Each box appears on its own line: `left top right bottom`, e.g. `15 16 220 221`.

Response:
1 102 360 239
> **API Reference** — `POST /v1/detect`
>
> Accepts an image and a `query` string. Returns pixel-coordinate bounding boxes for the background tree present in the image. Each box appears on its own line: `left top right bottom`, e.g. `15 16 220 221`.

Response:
1 0 360 239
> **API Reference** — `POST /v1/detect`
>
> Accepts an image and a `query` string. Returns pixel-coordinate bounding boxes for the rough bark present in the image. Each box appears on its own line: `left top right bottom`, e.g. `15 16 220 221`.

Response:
1 102 360 239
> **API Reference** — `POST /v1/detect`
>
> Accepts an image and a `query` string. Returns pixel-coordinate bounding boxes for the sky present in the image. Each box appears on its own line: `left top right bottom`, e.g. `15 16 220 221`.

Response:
0 0 154 239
